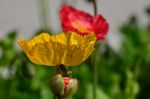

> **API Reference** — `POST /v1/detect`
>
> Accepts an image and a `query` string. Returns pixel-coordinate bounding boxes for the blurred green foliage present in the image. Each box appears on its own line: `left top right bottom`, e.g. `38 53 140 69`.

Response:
0 4 150 99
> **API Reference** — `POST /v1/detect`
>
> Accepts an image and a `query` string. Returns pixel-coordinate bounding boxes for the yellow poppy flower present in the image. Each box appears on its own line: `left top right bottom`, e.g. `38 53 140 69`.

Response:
18 32 96 66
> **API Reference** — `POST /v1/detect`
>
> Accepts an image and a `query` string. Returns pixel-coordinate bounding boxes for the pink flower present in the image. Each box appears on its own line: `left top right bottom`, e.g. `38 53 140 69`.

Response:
60 5 109 40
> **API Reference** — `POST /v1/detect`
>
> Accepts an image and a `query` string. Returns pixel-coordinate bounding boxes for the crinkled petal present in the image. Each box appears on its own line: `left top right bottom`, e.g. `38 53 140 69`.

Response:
18 32 96 66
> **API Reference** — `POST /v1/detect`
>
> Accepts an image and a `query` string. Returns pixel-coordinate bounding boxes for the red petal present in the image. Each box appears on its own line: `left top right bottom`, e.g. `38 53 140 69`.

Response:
92 15 109 40
63 77 71 92
60 5 109 40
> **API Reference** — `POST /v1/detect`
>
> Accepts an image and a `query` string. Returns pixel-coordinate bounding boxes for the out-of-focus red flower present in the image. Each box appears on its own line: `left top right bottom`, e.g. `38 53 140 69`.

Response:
60 5 109 40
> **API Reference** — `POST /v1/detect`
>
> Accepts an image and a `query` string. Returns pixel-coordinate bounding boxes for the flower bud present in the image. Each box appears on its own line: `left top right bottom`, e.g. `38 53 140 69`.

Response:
49 74 78 98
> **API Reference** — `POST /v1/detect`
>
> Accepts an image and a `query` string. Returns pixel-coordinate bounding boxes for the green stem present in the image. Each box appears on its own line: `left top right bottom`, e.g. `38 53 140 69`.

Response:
53 95 71 99
38 0 49 30
93 54 97 99
92 0 98 99
53 95 57 99
91 43 99 99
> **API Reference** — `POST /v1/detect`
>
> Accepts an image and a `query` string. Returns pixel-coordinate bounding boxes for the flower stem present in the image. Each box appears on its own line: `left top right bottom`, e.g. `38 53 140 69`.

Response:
92 0 98 99
38 0 49 30
91 43 99 99
53 95 72 99
93 53 97 99
57 97 71 99
56 65 72 77
53 95 57 99
92 0 97 16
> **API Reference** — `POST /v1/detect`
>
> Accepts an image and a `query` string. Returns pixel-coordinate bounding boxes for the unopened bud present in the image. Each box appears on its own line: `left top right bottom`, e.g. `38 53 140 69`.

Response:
49 74 78 98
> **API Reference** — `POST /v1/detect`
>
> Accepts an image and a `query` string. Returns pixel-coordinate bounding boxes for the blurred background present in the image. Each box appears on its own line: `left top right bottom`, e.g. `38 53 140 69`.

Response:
0 0 150 99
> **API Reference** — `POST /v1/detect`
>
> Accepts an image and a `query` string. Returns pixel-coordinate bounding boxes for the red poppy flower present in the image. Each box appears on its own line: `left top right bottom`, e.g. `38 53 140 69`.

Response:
60 5 109 40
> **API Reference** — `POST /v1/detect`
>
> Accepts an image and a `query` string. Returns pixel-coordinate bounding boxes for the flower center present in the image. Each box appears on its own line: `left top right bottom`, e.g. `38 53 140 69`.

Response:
72 22 92 33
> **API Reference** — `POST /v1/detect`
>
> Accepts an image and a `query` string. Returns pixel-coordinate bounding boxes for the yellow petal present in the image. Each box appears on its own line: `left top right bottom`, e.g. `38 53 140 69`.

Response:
18 32 96 66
